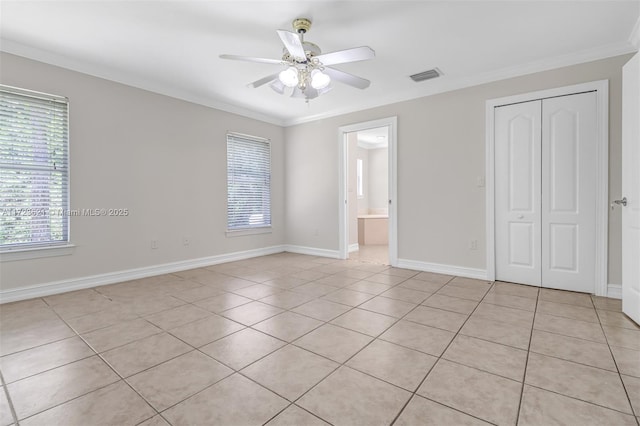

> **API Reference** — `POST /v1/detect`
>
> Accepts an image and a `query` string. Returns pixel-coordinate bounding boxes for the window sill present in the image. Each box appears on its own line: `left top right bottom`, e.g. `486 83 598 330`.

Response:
0 244 76 262
226 227 272 238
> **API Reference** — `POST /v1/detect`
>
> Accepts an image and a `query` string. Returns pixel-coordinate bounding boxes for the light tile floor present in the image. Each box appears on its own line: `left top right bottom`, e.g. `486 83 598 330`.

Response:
349 244 389 264
1 252 639 426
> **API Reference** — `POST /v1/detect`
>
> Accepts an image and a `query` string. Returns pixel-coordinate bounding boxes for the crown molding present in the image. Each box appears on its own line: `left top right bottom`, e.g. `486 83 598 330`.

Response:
0 39 286 127
630 16 640 49
283 41 637 126
1 38 636 129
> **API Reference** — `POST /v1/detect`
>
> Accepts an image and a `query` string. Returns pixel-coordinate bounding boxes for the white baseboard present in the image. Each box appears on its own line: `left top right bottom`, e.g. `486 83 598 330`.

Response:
348 243 359 253
396 258 488 280
0 245 286 304
1 246 495 304
283 245 341 259
607 283 622 299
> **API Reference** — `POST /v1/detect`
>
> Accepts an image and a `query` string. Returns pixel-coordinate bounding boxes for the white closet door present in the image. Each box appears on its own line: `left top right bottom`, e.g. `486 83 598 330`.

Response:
495 100 542 286
541 92 597 293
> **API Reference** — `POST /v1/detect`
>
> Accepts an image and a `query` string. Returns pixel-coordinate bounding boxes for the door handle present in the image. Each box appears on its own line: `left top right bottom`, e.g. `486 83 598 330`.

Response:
611 197 627 209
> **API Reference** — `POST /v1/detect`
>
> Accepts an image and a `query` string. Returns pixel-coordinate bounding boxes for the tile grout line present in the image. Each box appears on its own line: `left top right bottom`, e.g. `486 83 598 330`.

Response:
5 259 634 425
7 270 332 425
389 277 498 425
31 305 168 426
522 382 640 417
0 334 93 370
116 264 397 424
260 402 334 426
80 311 249 426
591 297 640 424
0 369 19 426
212 272 638 424
513 285 541 426
104 270 448 424
239 272 442 424
1 350 96 387
2 303 125 423
525 348 623 375
526 324 610 345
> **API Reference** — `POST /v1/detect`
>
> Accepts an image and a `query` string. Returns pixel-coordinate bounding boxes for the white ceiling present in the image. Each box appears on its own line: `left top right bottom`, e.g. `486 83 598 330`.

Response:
1 1 638 126
357 126 388 149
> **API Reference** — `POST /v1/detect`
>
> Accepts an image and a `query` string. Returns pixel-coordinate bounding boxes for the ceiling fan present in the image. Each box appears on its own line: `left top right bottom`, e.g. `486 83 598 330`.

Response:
220 18 375 101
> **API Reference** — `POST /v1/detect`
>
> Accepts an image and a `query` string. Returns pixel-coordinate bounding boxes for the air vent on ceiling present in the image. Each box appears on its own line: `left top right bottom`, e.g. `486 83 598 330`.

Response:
410 68 442 82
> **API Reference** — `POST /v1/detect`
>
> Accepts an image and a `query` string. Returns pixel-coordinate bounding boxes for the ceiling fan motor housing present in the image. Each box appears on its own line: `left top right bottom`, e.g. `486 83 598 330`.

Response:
282 42 321 63
292 18 312 34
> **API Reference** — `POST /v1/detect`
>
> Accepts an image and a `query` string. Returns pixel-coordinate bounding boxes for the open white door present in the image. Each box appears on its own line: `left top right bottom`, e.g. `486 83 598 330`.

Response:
622 53 640 325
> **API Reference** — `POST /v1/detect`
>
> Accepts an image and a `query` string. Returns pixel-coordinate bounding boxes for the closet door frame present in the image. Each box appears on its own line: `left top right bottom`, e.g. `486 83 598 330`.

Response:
486 80 609 296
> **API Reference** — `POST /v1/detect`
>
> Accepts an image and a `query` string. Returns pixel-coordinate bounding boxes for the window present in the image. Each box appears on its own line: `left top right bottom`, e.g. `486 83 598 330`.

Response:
0 86 69 251
356 158 364 198
226 133 271 231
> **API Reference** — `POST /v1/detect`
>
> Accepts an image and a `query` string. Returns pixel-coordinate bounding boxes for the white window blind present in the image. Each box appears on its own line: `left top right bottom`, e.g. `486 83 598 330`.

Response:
226 133 271 231
0 86 69 250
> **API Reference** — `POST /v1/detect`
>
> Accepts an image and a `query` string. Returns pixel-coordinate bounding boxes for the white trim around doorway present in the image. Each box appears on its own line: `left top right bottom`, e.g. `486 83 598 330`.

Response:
338 117 398 266
485 80 609 296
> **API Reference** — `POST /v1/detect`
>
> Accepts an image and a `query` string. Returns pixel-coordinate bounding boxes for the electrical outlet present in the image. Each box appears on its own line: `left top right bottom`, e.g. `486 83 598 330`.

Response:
469 239 478 250
476 176 485 188
151 239 159 249
183 236 190 246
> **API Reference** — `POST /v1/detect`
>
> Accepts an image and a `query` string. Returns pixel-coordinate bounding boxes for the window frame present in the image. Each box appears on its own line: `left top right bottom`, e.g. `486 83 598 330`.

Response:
225 132 272 236
0 85 73 258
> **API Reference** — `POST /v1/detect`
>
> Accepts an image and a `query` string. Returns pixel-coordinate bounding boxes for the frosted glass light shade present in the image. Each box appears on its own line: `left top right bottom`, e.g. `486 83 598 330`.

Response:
311 69 331 89
279 67 299 87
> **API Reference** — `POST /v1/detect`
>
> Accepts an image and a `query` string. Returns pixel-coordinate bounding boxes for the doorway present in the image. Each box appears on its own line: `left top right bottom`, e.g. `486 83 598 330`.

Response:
338 117 398 265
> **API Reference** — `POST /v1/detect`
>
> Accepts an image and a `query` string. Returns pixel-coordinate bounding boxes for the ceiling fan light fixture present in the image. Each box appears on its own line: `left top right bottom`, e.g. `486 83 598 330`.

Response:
279 66 299 87
220 17 375 101
310 69 331 90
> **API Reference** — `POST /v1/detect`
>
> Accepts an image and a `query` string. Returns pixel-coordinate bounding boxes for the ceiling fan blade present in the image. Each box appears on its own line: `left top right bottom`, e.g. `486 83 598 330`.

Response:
270 80 286 95
276 30 306 61
219 54 283 65
317 85 333 96
324 67 371 90
248 74 279 88
315 46 375 66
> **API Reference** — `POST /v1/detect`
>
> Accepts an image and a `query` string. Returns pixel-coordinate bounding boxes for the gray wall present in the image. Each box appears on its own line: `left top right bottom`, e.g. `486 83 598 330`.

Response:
0 53 285 291
285 54 632 284
1 52 631 293
368 147 388 213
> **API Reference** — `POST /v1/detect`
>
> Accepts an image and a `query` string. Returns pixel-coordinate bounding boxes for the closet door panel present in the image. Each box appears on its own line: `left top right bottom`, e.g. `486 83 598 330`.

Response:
542 92 597 292
495 100 542 286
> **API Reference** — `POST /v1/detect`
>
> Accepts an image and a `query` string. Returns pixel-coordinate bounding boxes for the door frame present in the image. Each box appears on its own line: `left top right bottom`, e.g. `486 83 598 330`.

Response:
485 80 609 296
338 116 398 265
